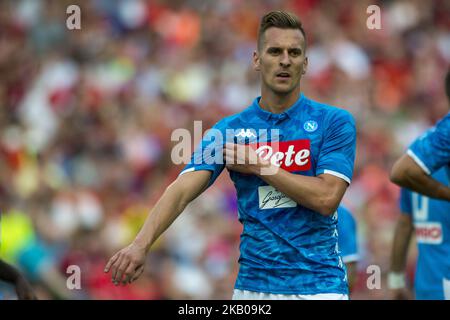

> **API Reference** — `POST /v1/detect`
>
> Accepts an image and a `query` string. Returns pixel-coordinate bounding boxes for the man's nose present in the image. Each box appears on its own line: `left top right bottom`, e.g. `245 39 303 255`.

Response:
279 51 291 67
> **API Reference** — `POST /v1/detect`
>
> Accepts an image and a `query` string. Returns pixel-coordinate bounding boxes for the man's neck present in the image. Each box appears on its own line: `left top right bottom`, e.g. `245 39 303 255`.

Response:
259 89 301 114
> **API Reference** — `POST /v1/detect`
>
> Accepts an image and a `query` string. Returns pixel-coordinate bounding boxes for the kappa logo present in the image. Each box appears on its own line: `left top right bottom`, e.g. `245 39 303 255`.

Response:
303 120 318 133
235 129 257 138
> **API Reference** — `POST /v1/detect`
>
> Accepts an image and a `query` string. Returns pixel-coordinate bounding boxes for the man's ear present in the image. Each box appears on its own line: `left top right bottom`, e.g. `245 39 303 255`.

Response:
253 51 261 71
302 56 308 75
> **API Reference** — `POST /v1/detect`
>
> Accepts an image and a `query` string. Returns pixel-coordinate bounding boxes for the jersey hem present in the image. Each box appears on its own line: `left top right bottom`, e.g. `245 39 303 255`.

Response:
234 284 348 296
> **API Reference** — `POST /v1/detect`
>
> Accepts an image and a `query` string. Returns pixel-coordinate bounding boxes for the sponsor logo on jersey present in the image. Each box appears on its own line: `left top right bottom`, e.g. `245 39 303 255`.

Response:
414 222 443 244
248 139 311 172
258 185 297 209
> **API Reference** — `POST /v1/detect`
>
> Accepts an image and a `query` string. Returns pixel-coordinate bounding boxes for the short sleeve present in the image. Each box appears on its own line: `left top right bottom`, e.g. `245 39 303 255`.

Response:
337 206 359 263
399 187 412 216
316 110 356 184
407 113 450 175
179 122 225 188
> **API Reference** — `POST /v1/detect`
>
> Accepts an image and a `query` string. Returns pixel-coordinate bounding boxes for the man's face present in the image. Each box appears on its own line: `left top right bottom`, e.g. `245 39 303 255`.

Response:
253 27 308 95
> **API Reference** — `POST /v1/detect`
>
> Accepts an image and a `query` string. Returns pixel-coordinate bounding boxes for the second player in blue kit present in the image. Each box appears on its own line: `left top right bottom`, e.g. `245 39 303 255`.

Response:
396 169 450 299
391 71 450 201
390 70 450 299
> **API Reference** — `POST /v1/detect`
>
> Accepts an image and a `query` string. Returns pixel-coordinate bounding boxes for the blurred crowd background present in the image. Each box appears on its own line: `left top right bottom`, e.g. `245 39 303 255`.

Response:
0 0 449 300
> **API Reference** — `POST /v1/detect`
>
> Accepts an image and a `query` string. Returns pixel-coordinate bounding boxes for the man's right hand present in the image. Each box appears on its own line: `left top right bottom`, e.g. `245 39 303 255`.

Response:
104 242 147 286
103 170 212 286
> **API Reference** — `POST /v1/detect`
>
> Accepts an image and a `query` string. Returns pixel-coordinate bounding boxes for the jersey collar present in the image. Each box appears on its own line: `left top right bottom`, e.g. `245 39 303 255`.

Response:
251 93 306 122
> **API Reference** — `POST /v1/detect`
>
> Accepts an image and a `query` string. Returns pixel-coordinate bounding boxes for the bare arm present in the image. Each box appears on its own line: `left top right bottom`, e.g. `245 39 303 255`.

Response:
390 154 450 201
224 143 348 216
257 170 348 216
345 261 357 293
104 170 212 285
389 214 414 299
390 214 414 273
0 259 36 300
133 170 212 250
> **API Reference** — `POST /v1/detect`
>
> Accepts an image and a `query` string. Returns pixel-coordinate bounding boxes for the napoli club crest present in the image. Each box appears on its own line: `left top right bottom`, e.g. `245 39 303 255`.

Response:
303 120 318 132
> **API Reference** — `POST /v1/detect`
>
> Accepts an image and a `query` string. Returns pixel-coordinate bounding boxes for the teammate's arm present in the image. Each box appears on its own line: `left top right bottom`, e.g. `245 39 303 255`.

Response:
388 214 414 299
345 261 357 293
0 259 36 300
224 143 347 216
104 170 212 285
390 154 450 201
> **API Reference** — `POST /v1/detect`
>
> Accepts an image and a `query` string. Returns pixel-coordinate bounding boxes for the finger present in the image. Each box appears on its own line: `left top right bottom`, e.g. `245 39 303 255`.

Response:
235 145 247 164
224 148 235 159
104 253 120 273
114 258 131 285
111 254 124 282
223 145 234 155
247 148 258 164
225 155 235 164
224 143 238 154
122 262 138 285
224 152 236 163
224 142 235 148
130 265 145 283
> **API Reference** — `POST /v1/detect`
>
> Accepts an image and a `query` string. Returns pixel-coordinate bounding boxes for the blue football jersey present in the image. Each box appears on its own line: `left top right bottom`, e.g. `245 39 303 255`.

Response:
400 168 450 300
181 94 356 295
408 112 450 177
337 206 359 264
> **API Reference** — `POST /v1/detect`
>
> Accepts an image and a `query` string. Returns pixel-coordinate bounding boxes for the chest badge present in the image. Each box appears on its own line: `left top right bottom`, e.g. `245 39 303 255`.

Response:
303 120 318 133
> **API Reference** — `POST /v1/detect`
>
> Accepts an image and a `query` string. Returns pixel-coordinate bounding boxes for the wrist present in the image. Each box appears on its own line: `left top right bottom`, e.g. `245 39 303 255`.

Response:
387 271 406 289
133 237 152 252
438 184 450 201
253 159 276 176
